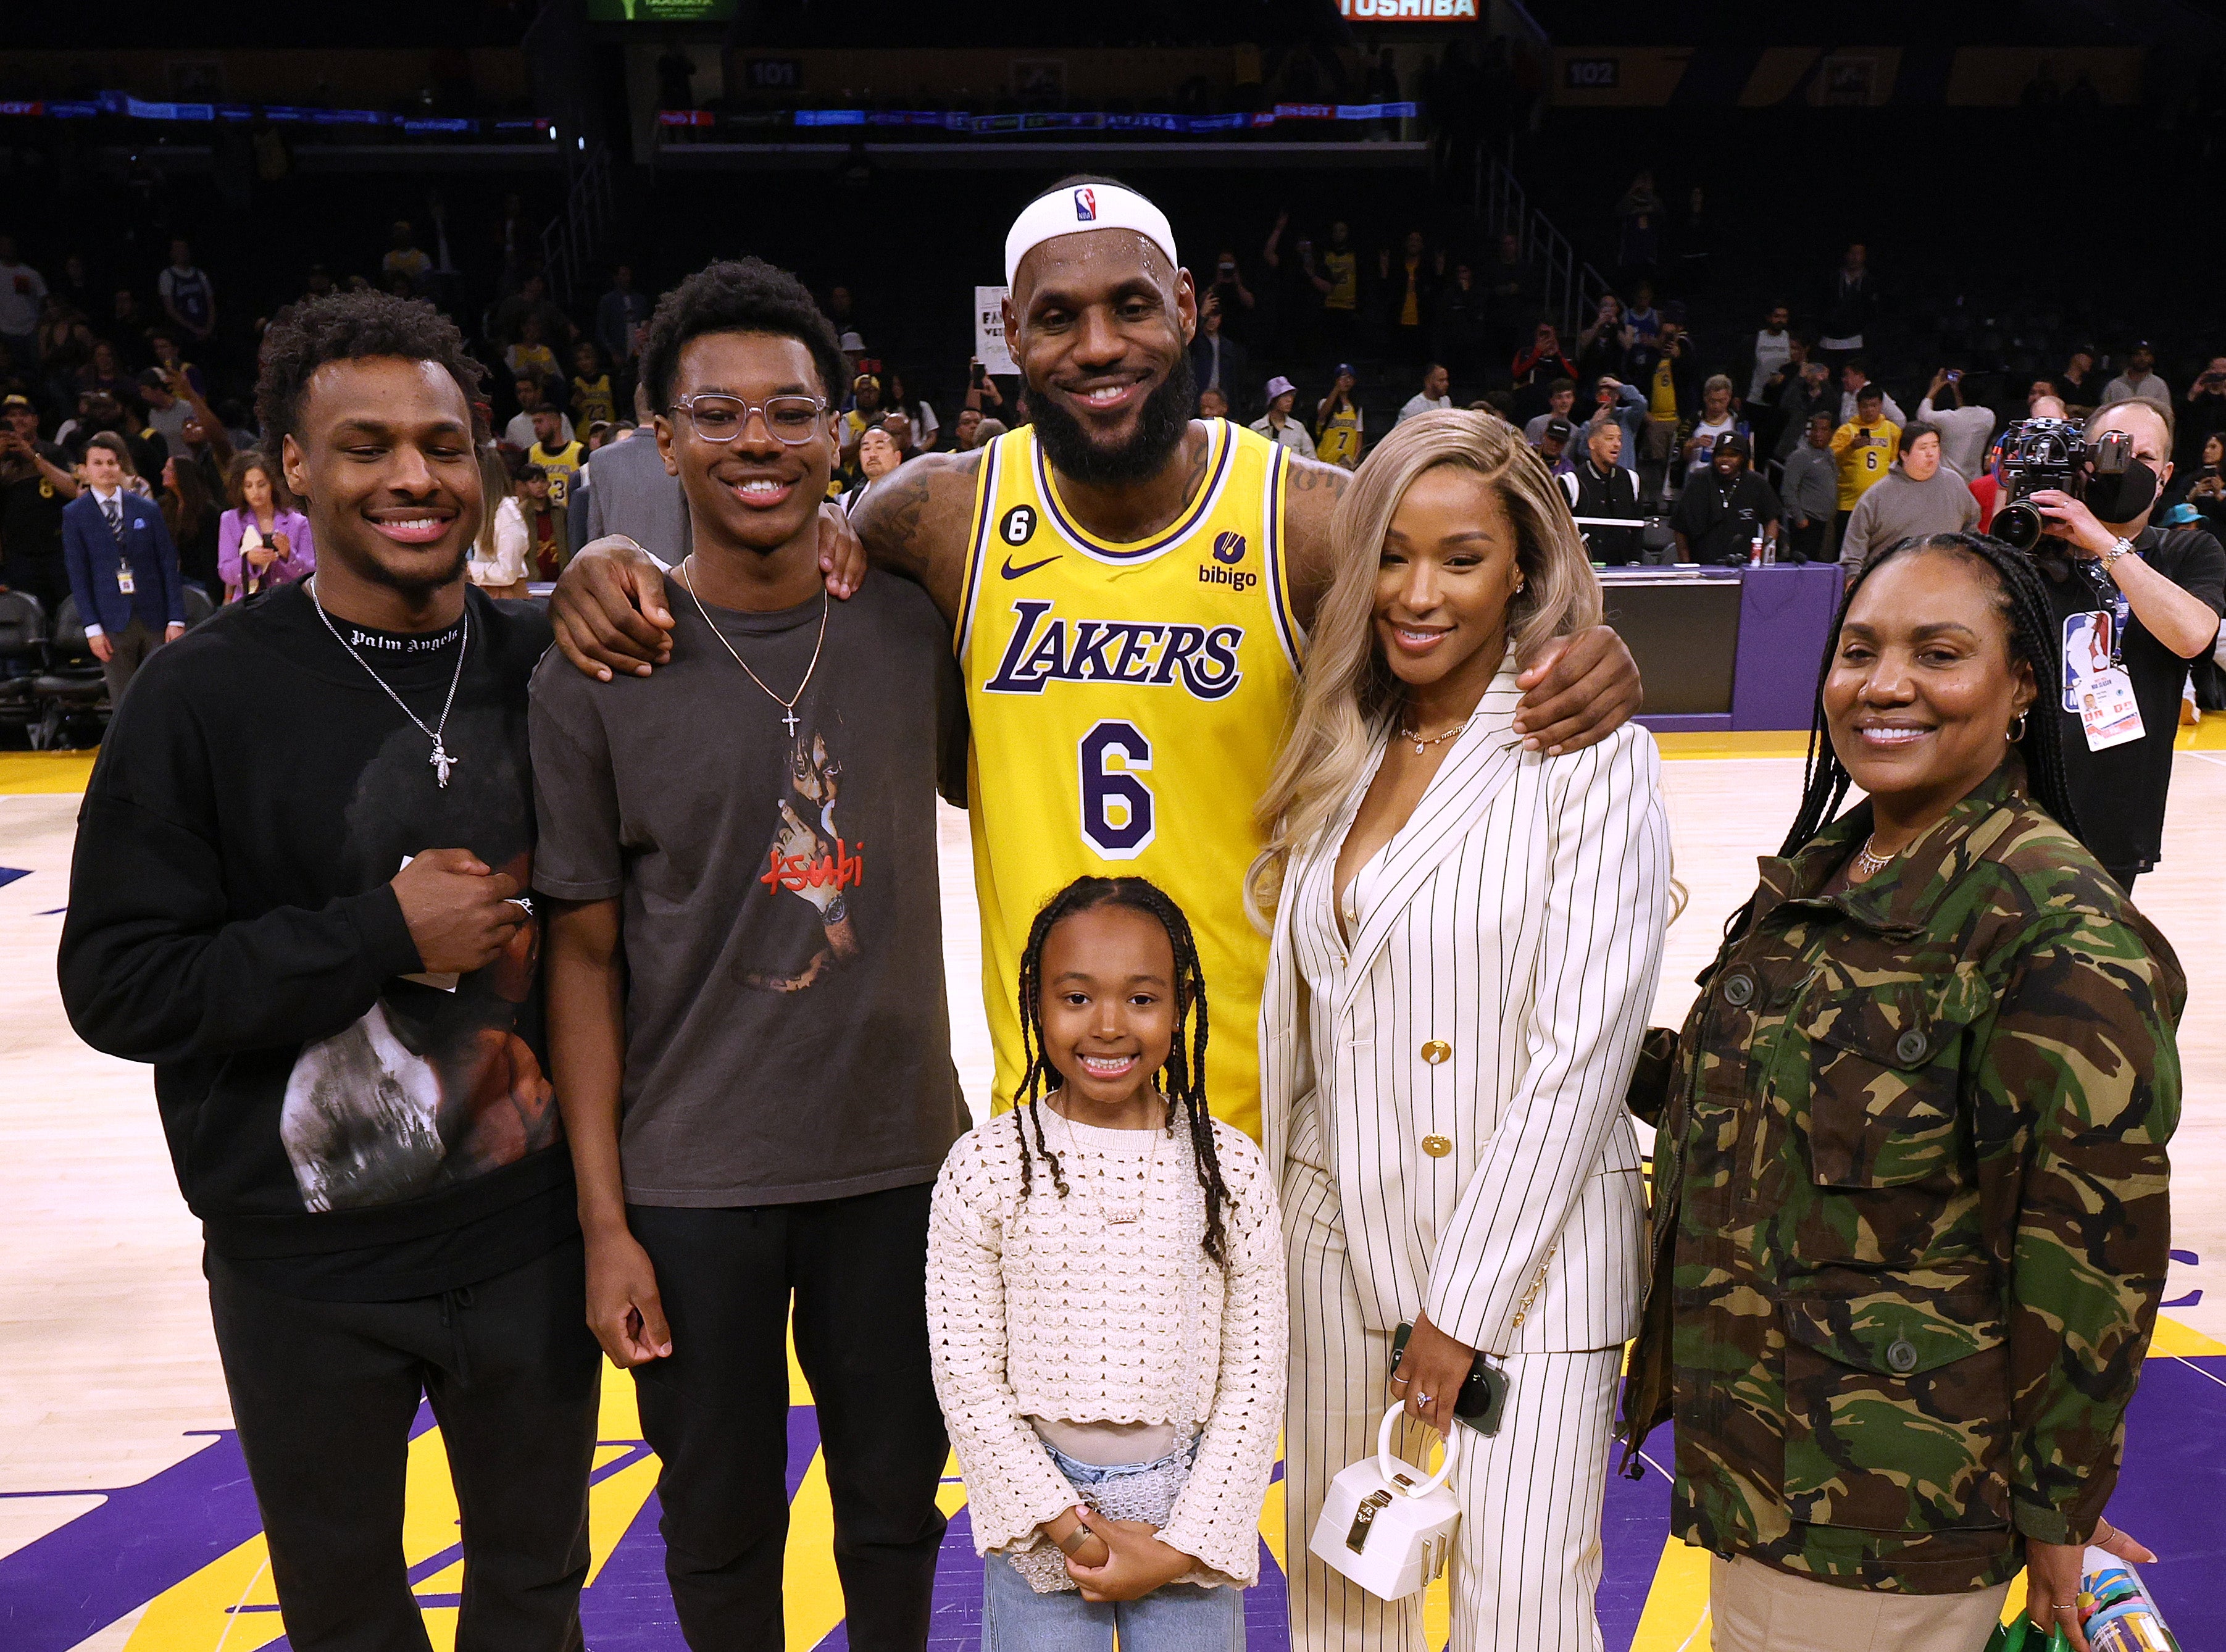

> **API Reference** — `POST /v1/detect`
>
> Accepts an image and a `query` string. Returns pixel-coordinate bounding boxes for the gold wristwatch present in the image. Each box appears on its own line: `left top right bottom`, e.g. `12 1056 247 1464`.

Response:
2099 536 2138 578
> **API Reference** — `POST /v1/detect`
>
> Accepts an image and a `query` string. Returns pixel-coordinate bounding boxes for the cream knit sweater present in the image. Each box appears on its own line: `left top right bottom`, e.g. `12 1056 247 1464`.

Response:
926 1105 1287 1585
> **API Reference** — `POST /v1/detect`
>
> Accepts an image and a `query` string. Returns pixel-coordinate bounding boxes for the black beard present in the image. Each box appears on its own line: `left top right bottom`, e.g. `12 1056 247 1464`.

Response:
1030 355 1196 489
358 540 472 598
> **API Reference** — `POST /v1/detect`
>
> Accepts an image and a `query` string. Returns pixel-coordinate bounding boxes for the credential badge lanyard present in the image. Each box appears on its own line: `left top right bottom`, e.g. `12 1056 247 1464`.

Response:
2083 560 2131 667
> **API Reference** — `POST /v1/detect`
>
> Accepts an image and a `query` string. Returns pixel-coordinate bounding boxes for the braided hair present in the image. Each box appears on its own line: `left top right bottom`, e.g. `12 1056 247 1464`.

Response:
1011 876 1233 1267
1740 531 2080 940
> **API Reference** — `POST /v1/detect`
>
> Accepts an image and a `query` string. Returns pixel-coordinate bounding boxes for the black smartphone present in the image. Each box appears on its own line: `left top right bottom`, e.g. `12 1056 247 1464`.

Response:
1391 1322 1509 1435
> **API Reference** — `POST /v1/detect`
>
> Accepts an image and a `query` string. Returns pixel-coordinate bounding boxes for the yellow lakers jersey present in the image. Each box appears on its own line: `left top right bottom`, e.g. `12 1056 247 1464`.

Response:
957 419 1303 1140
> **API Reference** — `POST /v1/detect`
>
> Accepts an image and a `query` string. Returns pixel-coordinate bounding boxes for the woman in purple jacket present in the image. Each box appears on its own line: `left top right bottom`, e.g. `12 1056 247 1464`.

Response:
216 452 313 600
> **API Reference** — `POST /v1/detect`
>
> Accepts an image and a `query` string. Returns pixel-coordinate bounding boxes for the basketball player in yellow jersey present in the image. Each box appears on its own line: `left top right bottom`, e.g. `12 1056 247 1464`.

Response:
548 177 1645 1139
954 414 1301 1132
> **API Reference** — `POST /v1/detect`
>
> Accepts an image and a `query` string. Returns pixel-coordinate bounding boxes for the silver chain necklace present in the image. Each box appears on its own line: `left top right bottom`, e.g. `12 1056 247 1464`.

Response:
679 557 828 736
307 576 469 787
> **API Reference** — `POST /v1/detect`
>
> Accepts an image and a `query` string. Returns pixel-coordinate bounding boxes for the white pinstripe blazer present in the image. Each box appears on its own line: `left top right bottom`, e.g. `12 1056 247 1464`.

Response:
1258 665 1672 1355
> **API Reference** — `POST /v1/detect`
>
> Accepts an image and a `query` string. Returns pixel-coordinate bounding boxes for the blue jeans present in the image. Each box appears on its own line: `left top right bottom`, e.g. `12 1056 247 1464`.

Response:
980 1441 1244 1652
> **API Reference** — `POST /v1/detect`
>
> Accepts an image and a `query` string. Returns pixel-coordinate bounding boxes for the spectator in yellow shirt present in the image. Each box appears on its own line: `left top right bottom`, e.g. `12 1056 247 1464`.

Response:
569 341 615 428
504 314 559 394
526 408 585 512
1830 383 1900 542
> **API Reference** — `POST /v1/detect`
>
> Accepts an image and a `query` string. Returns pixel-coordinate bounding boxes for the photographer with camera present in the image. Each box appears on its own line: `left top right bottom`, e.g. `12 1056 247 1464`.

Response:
2010 400 2225 893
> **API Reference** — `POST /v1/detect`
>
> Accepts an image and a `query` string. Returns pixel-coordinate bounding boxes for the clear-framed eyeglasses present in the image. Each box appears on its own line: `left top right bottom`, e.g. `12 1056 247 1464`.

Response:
669 393 829 444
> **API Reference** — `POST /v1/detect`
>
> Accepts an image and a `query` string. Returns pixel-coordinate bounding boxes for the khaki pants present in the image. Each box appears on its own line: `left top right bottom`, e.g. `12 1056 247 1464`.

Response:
1711 1554 2012 1652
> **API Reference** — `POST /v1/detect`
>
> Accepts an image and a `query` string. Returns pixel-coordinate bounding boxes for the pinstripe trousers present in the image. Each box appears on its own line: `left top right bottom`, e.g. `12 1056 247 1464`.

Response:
1282 1152 1620 1652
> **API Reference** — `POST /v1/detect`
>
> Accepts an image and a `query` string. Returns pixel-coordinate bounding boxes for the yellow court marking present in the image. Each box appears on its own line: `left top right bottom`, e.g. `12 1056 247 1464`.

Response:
783 1446 844 1652
1653 731 1811 761
0 749 95 793
1628 1534 1713 1651
2152 1312 2226 1359
1651 722 2224 761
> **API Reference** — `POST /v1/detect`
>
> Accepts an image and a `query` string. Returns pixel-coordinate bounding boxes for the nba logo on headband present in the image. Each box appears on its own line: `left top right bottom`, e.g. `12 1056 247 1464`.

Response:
1005 181 1178 285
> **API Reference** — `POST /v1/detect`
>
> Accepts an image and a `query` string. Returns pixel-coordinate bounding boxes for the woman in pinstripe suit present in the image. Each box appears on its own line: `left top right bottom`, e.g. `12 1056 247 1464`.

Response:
1248 411 1674 1651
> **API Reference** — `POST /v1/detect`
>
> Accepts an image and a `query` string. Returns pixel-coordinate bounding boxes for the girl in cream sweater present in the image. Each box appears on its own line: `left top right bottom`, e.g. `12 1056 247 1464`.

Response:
927 876 1286 1650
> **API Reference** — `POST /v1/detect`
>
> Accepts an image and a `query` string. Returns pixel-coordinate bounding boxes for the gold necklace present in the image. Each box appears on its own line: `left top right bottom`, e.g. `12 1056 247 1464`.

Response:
1396 721 1465 756
1851 834 1898 880
679 557 828 736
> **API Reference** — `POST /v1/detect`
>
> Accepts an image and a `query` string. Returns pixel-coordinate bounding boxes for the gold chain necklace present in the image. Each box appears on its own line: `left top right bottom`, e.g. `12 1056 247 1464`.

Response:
1851 834 1898 880
1396 721 1465 756
678 558 828 736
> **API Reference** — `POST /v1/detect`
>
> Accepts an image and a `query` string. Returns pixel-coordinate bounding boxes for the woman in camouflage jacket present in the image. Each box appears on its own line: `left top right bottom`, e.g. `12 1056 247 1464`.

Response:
1619 532 2182 1652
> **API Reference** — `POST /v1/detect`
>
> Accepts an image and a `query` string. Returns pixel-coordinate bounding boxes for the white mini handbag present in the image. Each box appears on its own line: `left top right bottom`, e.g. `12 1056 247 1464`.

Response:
1306 1405 1462 1601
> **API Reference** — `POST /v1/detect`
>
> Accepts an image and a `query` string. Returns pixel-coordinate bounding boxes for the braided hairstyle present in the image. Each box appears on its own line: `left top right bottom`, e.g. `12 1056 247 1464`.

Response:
1741 530 2080 940
1011 876 1233 1267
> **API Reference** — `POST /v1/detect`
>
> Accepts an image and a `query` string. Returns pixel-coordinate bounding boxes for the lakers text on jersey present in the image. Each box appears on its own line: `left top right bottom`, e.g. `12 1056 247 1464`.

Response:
956 420 1304 1140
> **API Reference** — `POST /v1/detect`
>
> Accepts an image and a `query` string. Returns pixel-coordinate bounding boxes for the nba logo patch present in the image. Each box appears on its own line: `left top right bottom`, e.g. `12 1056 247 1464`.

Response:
1073 187 1097 222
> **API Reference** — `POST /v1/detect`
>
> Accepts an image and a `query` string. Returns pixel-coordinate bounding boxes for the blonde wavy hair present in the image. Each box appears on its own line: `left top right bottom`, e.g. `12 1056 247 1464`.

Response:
1245 409 1603 928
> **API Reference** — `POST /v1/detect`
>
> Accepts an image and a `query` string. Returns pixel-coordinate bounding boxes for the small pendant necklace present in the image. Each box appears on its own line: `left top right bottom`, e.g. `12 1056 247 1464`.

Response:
680 557 828 736
1396 720 1465 756
309 577 469 788
1050 1099 1164 1226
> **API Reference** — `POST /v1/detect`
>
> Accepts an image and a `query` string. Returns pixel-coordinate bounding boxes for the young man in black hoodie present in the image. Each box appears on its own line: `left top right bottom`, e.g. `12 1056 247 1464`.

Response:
57 290 601 1649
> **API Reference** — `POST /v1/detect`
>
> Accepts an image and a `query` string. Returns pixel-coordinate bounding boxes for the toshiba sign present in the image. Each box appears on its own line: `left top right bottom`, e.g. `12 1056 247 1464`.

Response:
1338 0 1478 16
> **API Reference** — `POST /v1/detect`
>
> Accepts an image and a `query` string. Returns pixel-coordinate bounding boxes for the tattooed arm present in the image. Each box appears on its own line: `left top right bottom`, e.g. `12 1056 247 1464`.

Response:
1277 447 1645 753
847 447 983 625
1278 454 1352 633
549 448 984 677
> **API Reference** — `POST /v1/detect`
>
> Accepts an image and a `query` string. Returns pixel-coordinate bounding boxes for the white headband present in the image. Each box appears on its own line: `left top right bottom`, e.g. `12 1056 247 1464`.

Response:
1004 183 1180 288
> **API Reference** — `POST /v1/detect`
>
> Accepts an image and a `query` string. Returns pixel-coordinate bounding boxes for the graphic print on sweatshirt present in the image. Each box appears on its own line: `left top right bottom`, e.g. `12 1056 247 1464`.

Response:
281 704 561 1212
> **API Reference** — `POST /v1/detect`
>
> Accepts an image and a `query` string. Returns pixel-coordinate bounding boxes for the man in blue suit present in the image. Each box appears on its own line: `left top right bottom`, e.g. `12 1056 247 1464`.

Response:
62 432 186 704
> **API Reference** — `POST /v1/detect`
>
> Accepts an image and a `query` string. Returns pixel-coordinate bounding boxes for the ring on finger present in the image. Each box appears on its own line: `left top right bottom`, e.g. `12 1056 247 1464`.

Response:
1388 1373 1410 1388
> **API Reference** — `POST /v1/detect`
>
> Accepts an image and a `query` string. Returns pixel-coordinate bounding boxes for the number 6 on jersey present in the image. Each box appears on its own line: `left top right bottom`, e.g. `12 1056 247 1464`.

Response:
1080 720 1154 859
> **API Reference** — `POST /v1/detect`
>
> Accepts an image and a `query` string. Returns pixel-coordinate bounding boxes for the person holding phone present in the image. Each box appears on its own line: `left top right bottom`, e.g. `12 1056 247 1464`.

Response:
1916 367 1998 483
1251 412 1672 1652
217 453 314 601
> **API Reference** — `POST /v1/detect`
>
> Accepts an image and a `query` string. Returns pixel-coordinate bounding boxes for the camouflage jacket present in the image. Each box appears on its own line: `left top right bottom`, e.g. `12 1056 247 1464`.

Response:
1618 763 2183 1594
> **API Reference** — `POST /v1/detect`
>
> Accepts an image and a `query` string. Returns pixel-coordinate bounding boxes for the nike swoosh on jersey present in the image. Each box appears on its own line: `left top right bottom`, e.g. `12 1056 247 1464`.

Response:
1001 553 1062 579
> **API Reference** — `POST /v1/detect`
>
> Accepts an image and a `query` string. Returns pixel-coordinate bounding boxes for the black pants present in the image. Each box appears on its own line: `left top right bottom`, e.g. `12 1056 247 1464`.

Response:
207 1238 602 1652
629 1182 948 1651
1786 517 1827 564
2104 866 2140 895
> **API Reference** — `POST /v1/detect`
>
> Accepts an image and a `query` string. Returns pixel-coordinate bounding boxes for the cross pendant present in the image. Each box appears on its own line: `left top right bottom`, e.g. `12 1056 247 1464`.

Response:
780 707 801 736
430 744 456 788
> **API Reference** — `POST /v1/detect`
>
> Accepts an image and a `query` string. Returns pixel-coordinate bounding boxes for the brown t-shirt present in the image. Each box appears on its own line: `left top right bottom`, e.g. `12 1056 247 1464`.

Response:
530 572 969 1205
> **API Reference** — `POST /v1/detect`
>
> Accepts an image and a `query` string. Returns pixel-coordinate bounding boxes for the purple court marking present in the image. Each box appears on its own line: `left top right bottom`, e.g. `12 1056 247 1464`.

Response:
0 1433 262 1652
1601 1427 1676 1649
0 866 29 890
7 1361 2221 1648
